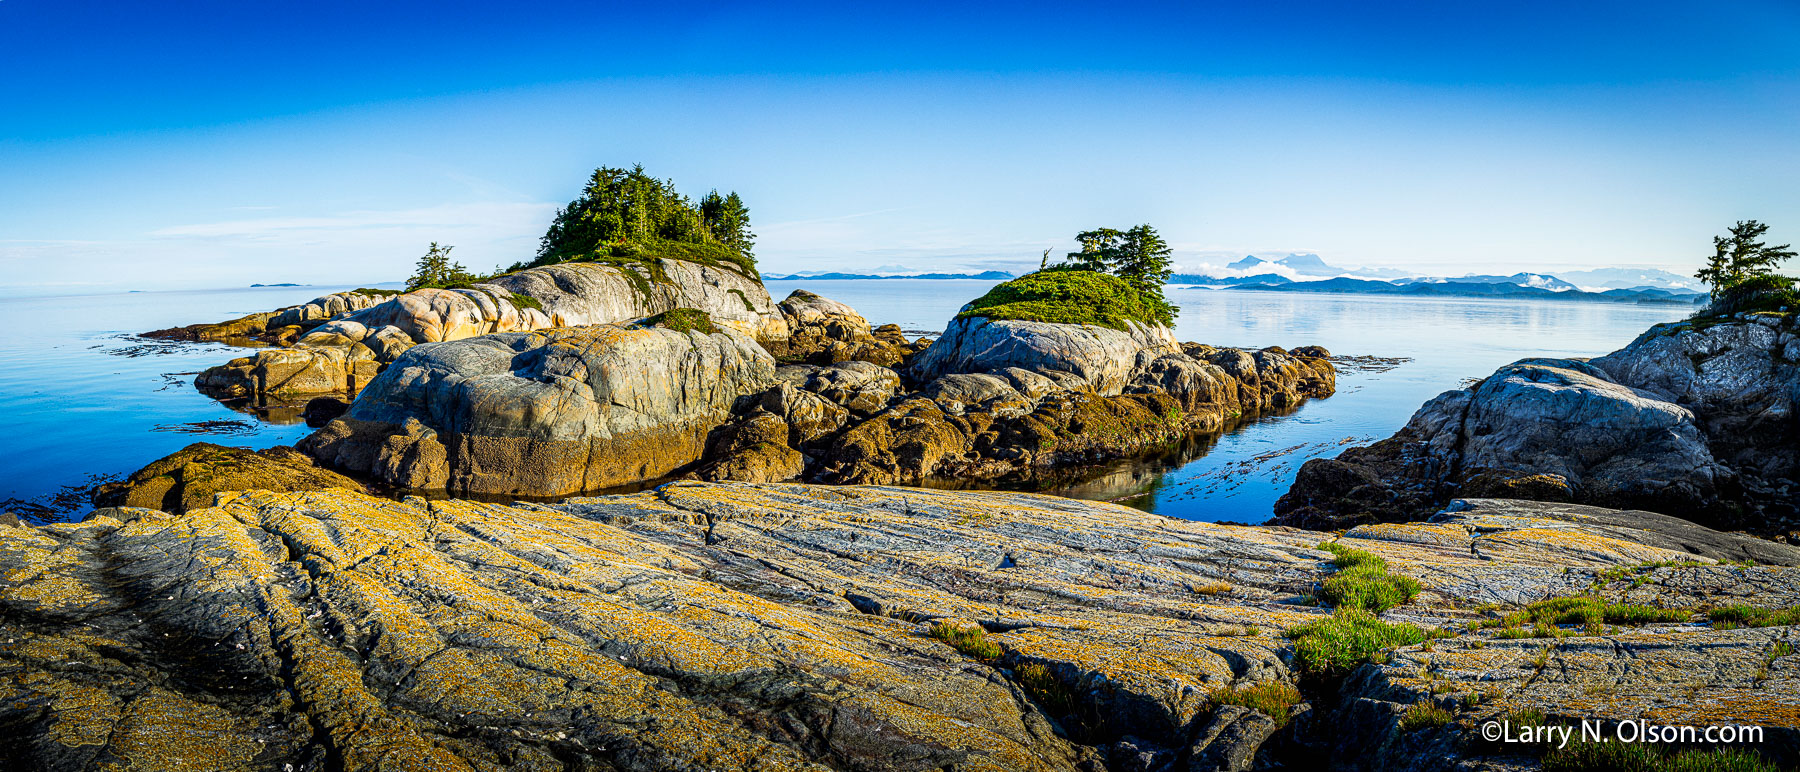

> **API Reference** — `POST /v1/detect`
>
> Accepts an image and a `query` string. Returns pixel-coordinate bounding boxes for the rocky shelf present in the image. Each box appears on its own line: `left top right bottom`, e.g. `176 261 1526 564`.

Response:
4 485 1798 770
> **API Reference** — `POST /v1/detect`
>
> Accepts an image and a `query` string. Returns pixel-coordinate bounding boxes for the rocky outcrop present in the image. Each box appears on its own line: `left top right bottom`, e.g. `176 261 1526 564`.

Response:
268 289 405 329
1275 315 1799 539
195 260 787 405
767 289 925 367
300 324 776 496
672 297 1340 490
795 344 1334 486
90 442 369 513
5 485 1798 770
911 316 1181 394
144 290 401 346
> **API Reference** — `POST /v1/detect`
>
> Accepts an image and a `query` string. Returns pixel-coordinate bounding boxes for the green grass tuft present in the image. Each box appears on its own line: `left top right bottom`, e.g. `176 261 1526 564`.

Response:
507 292 544 311
1707 605 1800 628
930 621 1002 660
1286 609 1436 676
1210 681 1303 727
1015 662 1076 717
1397 702 1453 731
956 269 1176 330
1314 541 1421 612
1545 741 1781 772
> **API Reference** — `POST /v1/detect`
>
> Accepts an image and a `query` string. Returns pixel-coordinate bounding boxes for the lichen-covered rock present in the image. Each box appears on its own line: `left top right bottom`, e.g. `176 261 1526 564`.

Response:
302 324 776 496
90 442 368 513
195 339 385 400
775 361 906 416
690 411 806 482
768 290 917 366
808 345 1333 486
1275 317 1799 537
758 382 851 447
491 258 787 344
6 486 1799 770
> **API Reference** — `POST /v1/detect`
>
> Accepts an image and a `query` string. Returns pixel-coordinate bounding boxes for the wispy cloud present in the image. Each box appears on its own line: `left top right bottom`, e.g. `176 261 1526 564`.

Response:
150 202 558 240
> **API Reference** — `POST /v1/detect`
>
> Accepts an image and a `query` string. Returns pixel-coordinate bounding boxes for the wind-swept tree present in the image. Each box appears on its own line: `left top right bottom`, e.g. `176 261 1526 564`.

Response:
406 242 476 290
1065 228 1124 272
1696 220 1795 296
1114 224 1174 292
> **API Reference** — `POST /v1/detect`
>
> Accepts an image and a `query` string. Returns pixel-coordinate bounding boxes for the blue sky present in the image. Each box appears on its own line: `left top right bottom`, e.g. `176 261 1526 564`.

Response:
3 1 1798 294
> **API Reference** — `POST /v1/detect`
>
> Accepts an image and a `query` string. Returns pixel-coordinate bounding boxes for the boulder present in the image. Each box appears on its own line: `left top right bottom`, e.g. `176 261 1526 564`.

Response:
490 258 787 344
911 315 1181 394
758 382 850 447
768 289 915 366
194 343 382 401
690 411 806 483
6 484 1799 770
1275 317 1799 537
775 361 905 416
91 443 368 514
302 324 776 496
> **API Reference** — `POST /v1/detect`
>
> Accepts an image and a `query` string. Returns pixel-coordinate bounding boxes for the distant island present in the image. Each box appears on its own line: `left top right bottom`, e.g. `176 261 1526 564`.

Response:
250 283 303 287
761 270 1015 281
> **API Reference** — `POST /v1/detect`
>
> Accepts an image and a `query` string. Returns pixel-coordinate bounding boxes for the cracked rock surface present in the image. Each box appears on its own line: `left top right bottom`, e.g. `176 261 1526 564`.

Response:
5 484 1800 770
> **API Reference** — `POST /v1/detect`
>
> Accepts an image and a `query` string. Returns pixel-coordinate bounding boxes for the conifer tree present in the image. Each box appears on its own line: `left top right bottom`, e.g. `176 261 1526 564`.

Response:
406 242 475 290
1696 220 1795 296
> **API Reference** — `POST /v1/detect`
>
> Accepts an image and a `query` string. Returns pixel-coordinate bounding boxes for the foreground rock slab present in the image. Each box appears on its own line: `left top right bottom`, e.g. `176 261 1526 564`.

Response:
5 486 1799 770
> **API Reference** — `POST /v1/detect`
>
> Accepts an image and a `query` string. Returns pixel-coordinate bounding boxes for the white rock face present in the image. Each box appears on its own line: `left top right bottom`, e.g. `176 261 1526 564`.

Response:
199 259 785 403
489 260 787 344
1446 358 1726 505
306 324 777 495
910 316 1180 395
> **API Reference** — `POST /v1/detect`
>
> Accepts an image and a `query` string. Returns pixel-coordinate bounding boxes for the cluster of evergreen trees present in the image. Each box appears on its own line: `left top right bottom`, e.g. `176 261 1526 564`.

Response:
405 242 477 291
1046 224 1178 322
528 165 755 270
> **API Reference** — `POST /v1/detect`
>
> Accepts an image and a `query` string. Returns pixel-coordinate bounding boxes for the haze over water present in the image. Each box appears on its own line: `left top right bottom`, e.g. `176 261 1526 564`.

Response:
0 281 1690 523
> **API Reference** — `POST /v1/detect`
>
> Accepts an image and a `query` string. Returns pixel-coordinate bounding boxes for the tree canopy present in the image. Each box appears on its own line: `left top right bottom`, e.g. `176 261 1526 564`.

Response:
527 165 756 274
1062 224 1174 291
1049 223 1178 322
1695 220 1795 296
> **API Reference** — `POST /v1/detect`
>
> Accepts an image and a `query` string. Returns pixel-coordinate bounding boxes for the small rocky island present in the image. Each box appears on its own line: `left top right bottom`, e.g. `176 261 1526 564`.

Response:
7 175 1800 771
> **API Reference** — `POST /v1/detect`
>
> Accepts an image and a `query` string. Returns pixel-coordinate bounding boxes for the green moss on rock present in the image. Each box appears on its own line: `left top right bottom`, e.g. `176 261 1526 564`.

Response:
956 270 1175 329
643 308 720 334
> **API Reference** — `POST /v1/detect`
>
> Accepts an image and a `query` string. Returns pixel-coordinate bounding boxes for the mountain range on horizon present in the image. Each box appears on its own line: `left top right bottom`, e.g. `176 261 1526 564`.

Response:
1174 254 1708 306
760 254 1709 306
1211 253 1700 291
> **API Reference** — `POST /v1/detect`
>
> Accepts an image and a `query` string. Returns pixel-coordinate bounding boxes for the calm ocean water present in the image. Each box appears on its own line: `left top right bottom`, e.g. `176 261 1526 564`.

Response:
0 279 1691 523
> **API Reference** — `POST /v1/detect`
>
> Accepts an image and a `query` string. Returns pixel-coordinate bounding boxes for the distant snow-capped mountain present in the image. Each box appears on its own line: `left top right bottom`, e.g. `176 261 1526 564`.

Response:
1553 268 1702 292
1423 273 1580 292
